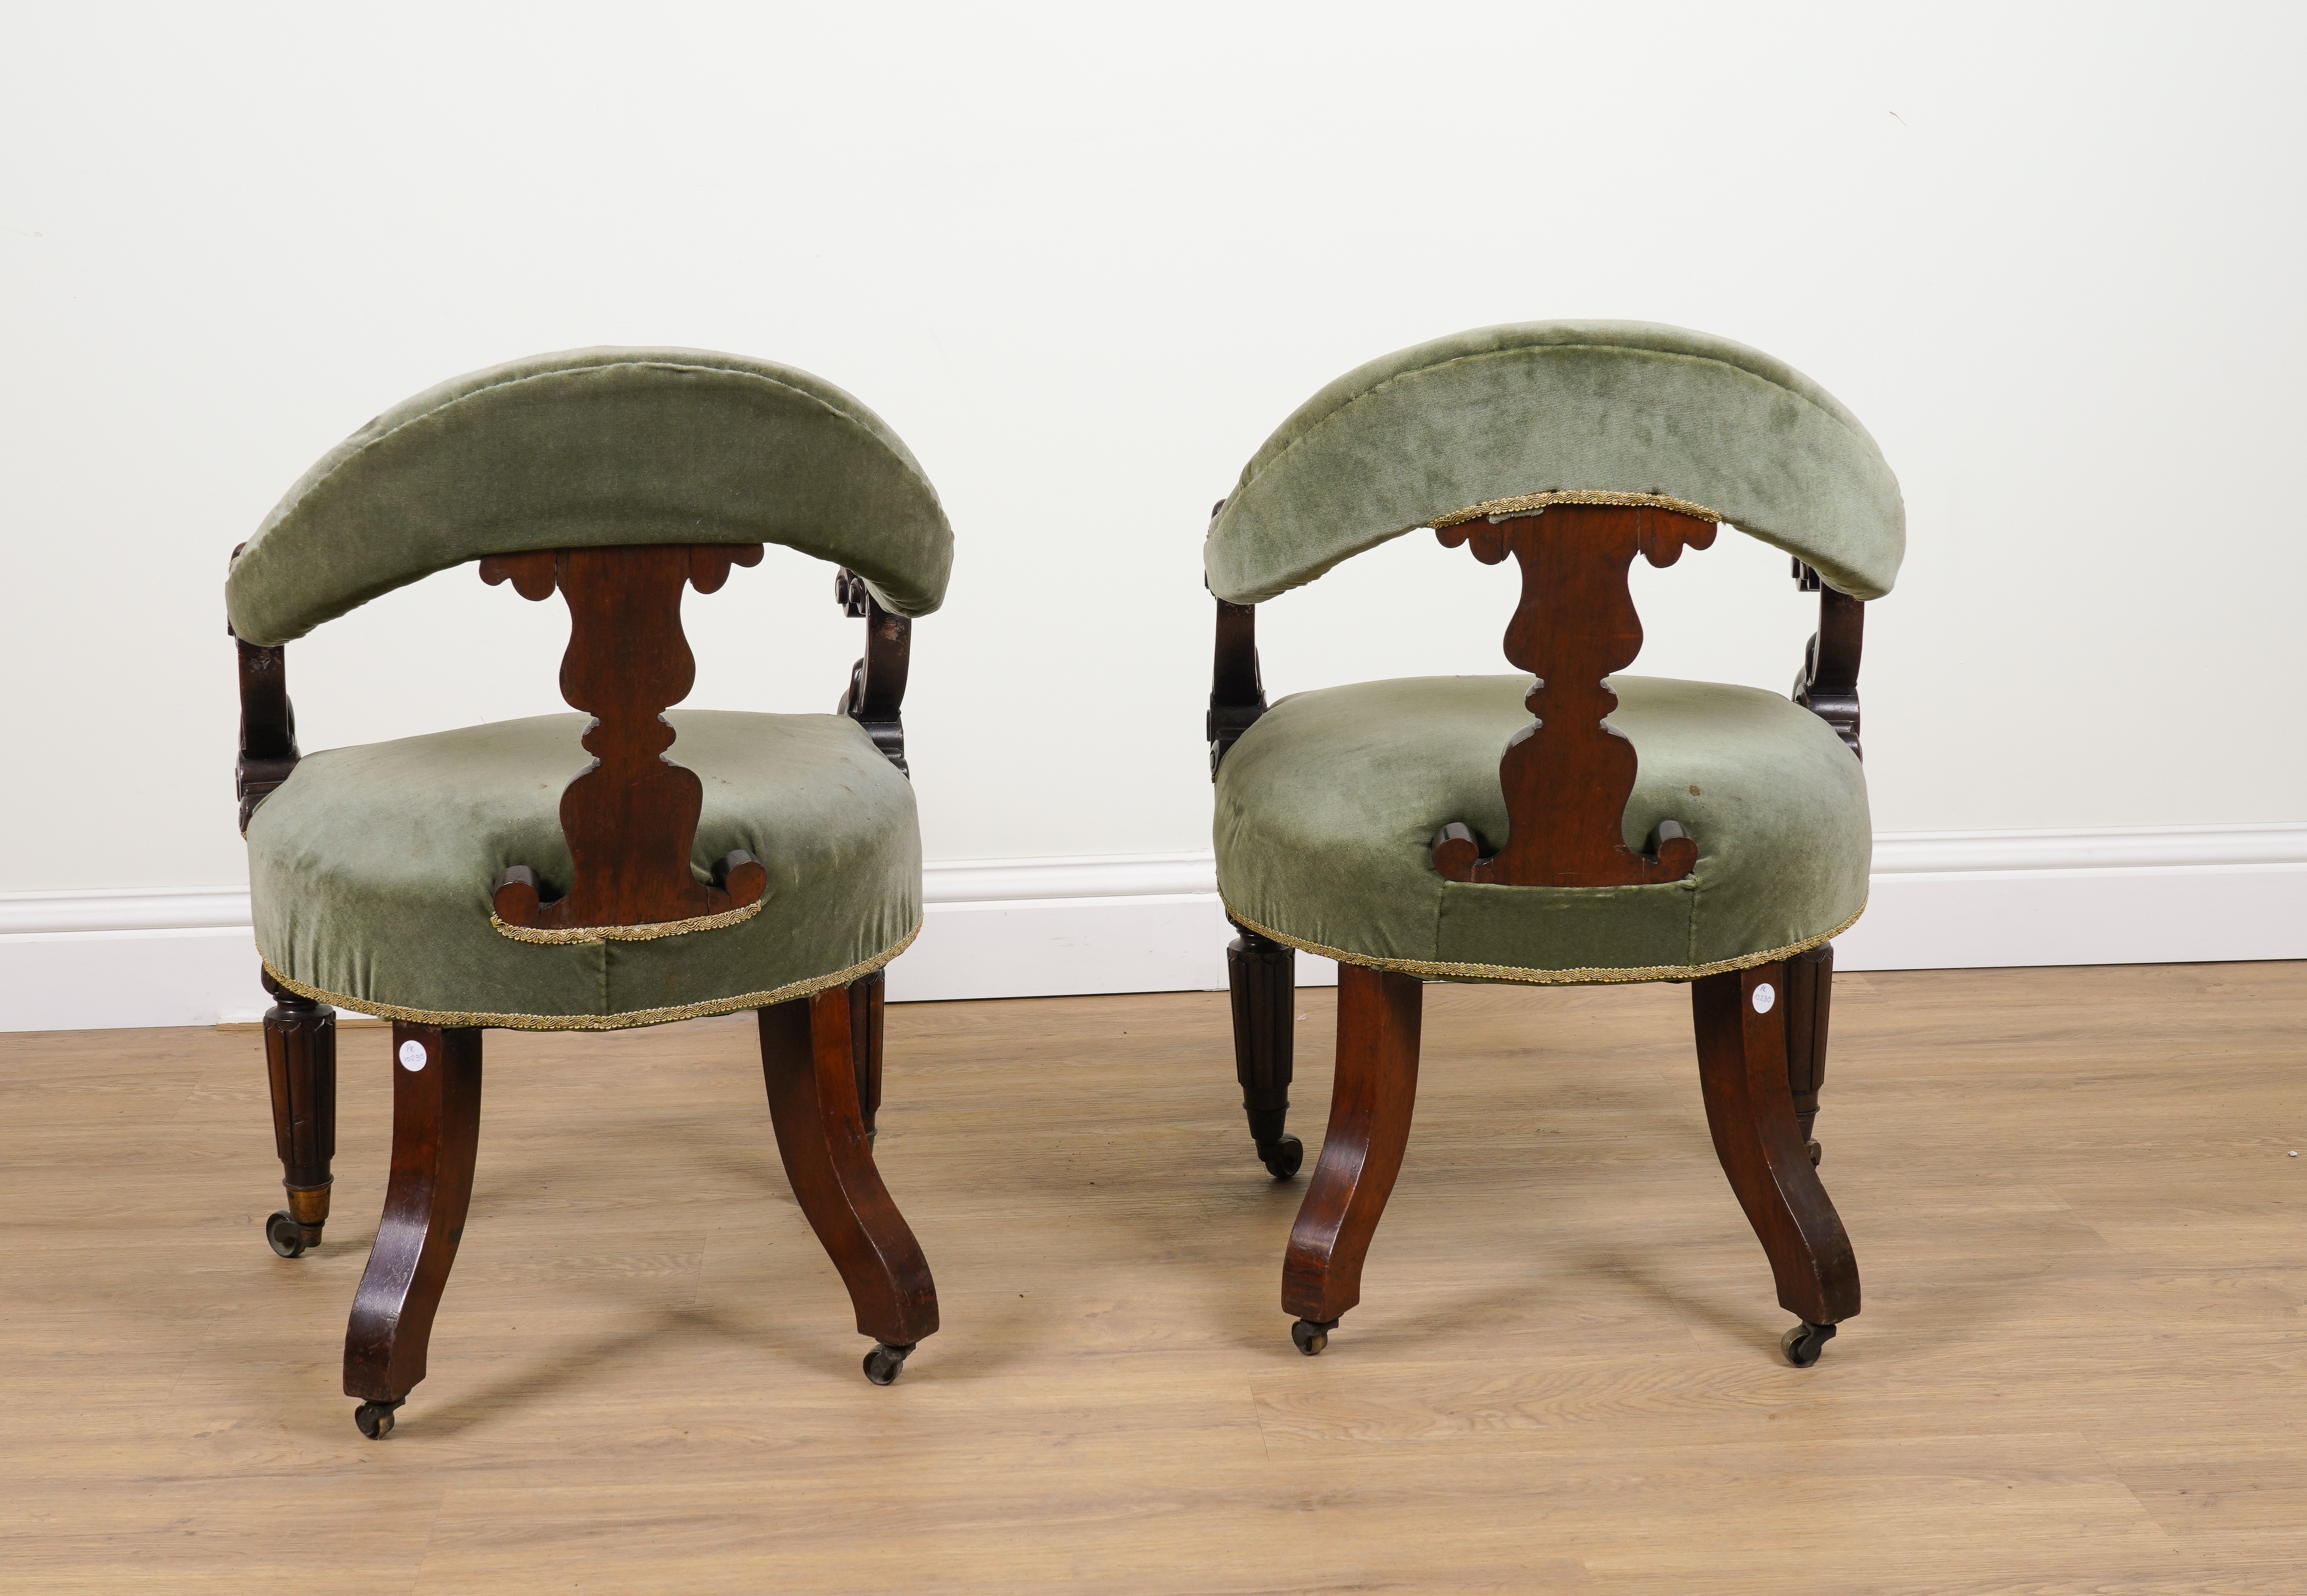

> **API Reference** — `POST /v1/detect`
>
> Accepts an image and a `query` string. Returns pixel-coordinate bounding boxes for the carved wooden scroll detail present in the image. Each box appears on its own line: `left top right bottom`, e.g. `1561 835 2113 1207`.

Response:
480 543 768 932
1790 559 1865 759
833 569 913 775
1430 503 1714 887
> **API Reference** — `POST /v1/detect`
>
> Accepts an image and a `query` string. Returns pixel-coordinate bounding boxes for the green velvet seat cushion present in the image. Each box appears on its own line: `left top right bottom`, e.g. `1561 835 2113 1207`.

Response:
1215 675 1870 983
227 348 954 646
248 711 920 1029
1204 321 1903 606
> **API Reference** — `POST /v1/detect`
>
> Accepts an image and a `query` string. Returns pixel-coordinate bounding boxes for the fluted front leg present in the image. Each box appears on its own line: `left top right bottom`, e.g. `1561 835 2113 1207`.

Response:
1783 943 1834 1165
259 968 336 1258
1227 927 1301 1179
343 1023 483 1433
848 968 886 1144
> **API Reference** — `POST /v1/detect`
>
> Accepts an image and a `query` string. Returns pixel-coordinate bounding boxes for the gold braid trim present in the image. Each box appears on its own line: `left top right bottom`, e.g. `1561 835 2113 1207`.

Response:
259 920 919 1033
490 895 767 945
1427 489 1726 530
1223 902 1864 987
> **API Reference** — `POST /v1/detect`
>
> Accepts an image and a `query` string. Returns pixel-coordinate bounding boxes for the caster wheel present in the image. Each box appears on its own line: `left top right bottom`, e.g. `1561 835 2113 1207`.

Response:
863 1342 915 1385
265 1210 307 1258
1806 1140 1823 1167
1259 1135 1304 1181
353 1400 402 1439
1290 1318 1337 1357
1780 1320 1837 1368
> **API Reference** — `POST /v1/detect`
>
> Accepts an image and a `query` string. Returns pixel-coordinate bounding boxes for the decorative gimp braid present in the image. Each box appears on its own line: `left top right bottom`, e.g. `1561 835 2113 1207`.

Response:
257 920 918 1032
490 895 768 946
1427 488 1726 530
1221 903 1863 988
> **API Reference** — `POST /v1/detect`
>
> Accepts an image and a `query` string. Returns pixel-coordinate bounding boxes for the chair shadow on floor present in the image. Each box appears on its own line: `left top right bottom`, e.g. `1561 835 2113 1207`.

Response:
401 1307 828 1440
263 1094 1056 1418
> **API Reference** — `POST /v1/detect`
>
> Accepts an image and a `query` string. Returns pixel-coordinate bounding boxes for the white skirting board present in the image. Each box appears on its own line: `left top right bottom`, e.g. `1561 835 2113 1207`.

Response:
1 825 2301 1032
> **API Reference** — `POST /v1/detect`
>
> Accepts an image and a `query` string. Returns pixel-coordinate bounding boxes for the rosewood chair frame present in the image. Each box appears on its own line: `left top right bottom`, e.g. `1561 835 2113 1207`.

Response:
235 550 933 1437
1209 500 1866 1366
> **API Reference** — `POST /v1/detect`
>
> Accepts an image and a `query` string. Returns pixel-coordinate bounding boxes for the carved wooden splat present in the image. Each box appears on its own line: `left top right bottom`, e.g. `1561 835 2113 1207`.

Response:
479 543 770 931
1430 503 1714 888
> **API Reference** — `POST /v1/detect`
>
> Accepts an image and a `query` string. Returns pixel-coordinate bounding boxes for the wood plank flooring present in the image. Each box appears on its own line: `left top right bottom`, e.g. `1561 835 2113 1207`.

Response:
2 962 2302 1593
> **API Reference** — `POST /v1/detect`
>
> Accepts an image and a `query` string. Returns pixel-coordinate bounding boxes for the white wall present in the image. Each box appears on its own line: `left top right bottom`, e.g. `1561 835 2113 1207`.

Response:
3 4 2303 1021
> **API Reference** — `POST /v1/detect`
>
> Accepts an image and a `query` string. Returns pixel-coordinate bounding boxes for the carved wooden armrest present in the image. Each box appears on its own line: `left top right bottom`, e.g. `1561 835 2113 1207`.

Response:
1790 559 1864 758
833 569 911 775
1428 502 1713 887
480 543 768 933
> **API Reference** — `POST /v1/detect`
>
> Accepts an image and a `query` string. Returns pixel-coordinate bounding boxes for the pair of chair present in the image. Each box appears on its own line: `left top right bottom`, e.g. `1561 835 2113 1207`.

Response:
229 324 1897 1438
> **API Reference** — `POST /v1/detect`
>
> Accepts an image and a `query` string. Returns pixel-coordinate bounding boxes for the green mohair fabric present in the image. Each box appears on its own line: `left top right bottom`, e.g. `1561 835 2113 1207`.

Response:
246 710 920 1028
1205 321 1903 605
226 349 953 646
1214 675 1870 981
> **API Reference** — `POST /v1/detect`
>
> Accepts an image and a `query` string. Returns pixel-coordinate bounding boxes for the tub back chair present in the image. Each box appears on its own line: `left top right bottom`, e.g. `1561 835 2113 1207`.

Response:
1201 321 1901 1366
229 349 952 1434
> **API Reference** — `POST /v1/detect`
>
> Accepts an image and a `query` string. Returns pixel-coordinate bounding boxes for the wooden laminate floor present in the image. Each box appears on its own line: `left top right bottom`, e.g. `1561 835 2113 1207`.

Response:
2 964 2303 1594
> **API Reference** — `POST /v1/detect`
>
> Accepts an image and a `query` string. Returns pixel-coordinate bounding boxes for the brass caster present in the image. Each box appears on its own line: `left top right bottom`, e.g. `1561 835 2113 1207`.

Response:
1258 1134 1304 1181
1781 1320 1838 1368
265 1210 309 1258
1290 1317 1338 1357
863 1342 915 1385
354 1399 403 1439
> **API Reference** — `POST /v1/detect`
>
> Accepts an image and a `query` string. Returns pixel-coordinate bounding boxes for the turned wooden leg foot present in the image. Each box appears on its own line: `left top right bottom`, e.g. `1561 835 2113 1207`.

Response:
759 987 937 1379
1692 962 1859 1360
343 1023 483 1432
1784 943 1834 1166
1228 927 1301 1179
1281 964 1422 1353
848 968 886 1147
259 968 336 1257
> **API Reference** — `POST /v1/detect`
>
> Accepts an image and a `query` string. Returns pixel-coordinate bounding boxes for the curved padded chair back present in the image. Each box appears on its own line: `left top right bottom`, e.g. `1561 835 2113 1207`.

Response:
226 348 953 646
1204 321 1903 605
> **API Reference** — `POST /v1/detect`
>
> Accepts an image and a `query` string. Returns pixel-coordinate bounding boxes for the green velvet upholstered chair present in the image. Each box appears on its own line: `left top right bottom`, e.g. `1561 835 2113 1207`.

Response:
229 349 949 1437
1204 321 1899 1367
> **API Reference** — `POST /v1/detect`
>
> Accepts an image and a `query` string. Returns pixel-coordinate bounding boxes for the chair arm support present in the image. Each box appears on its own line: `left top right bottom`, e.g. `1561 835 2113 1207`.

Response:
233 634 300 834
1209 596 1267 779
1790 560 1865 759
1206 497 1269 779
835 569 912 776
